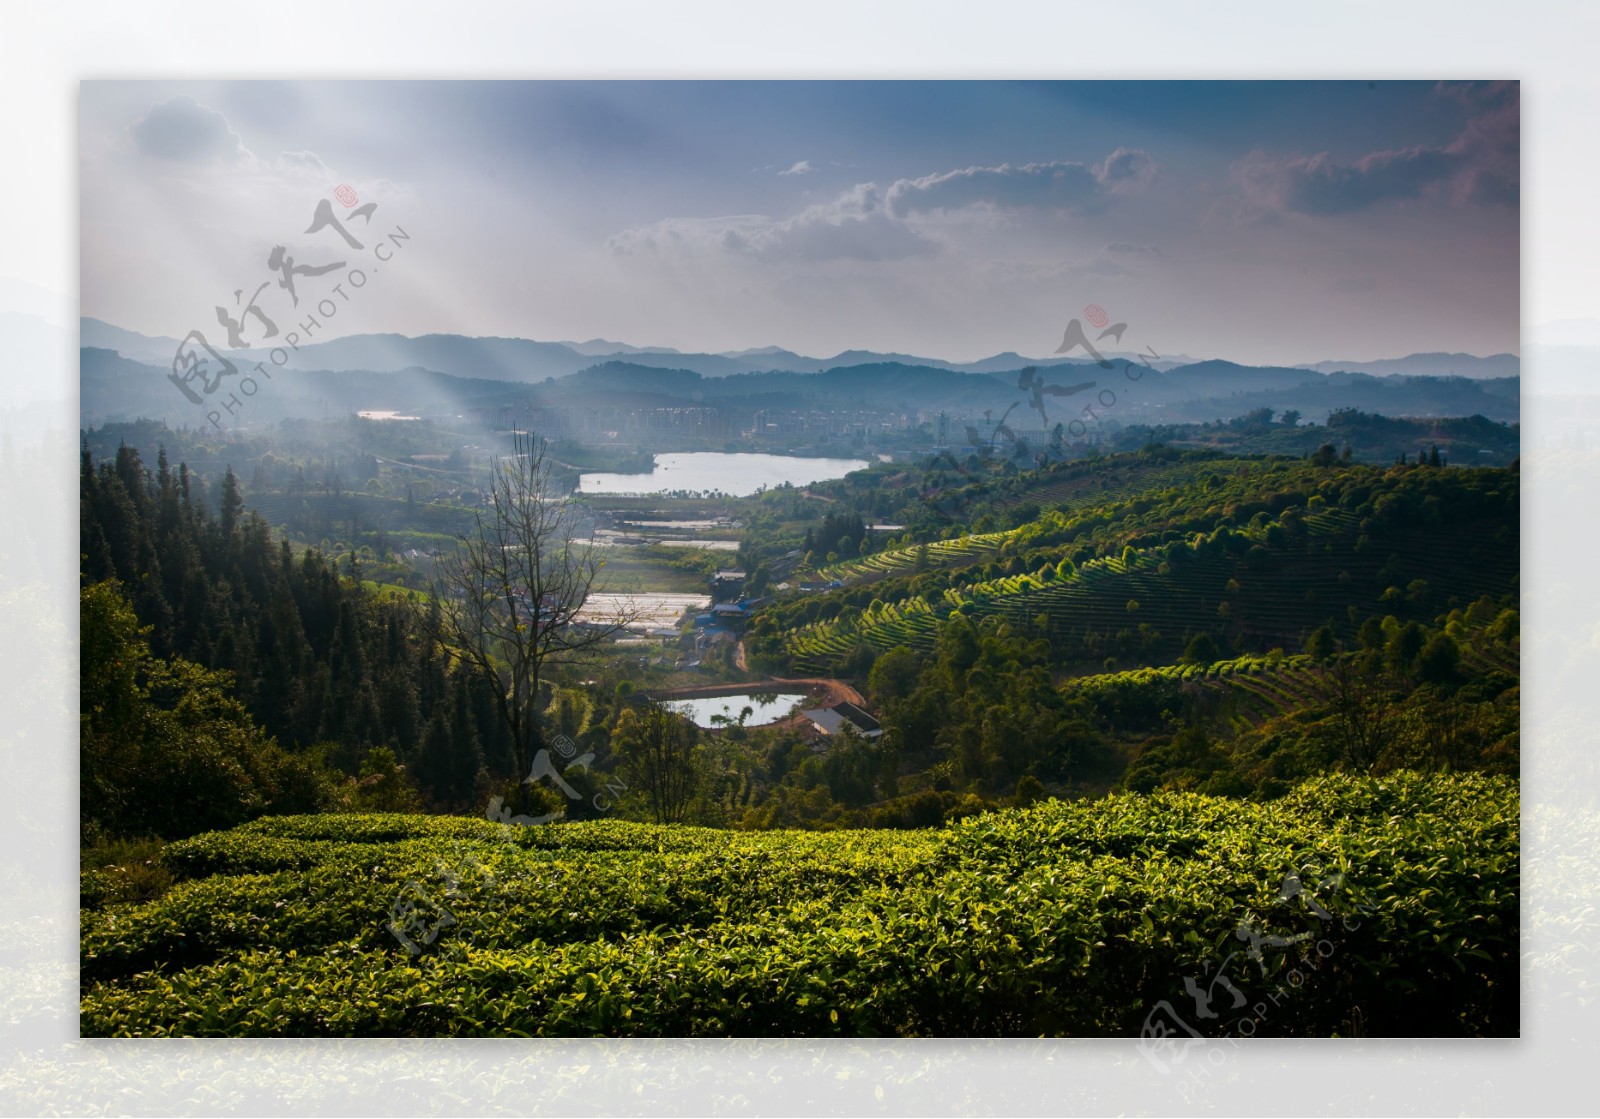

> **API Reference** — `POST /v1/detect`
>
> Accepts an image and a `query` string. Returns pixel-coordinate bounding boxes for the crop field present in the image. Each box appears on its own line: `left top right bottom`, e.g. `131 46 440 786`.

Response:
1059 653 1330 727
807 460 1273 588
809 529 1014 584
80 772 1517 1037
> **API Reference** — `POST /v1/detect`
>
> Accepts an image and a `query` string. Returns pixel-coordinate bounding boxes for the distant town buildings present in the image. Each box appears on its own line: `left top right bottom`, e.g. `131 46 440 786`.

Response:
748 408 914 443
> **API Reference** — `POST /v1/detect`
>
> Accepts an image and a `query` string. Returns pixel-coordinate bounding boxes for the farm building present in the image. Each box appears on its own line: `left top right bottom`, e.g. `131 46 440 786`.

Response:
799 701 883 739
709 570 746 603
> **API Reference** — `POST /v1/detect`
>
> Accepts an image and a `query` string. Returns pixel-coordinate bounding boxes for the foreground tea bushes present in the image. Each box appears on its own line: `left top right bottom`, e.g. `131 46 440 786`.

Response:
81 772 1517 1037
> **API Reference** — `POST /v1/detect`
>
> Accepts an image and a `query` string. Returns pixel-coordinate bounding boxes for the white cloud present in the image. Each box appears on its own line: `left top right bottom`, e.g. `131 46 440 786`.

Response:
885 150 1158 218
612 147 1159 266
129 96 248 163
611 182 936 263
1096 147 1158 192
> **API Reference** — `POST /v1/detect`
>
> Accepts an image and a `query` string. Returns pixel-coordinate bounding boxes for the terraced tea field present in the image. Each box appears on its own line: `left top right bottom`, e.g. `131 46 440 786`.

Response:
783 501 1517 675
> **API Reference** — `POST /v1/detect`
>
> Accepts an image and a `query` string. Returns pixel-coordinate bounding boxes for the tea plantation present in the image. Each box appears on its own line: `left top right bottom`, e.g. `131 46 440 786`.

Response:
81 771 1516 1037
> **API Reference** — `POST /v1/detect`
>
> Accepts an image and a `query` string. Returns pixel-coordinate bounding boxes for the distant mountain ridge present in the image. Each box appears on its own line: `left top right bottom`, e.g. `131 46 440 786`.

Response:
79 316 1520 385
79 316 1200 381
81 341 1521 434
1296 352 1519 378
78 310 1523 435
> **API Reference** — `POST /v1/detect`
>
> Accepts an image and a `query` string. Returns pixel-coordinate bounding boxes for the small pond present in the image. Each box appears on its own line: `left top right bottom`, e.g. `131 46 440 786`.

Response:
665 692 809 728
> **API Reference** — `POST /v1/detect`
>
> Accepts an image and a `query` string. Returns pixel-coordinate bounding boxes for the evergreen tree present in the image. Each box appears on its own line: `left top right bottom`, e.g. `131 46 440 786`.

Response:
78 446 524 808
1305 624 1338 662
220 467 244 536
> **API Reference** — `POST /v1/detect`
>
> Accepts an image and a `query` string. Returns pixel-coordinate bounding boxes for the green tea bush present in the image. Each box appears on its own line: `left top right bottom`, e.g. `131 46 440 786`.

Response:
81 772 1516 1038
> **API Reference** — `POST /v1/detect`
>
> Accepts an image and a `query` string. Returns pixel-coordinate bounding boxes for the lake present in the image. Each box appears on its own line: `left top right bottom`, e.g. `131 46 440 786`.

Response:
579 452 869 496
666 692 809 728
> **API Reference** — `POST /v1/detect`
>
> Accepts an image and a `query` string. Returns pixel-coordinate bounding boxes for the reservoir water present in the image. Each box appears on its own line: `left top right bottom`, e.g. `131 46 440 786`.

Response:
666 692 809 728
579 452 869 497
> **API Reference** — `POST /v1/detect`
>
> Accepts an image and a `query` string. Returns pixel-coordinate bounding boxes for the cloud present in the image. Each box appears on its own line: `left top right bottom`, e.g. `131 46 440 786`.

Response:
1096 147 1158 192
1235 145 1461 215
1105 241 1162 257
885 149 1157 218
611 182 936 263
611 146 1157 265
129 96 247 163
1434 80 1517 110
1444 85 1519 205
1231 84 1518 216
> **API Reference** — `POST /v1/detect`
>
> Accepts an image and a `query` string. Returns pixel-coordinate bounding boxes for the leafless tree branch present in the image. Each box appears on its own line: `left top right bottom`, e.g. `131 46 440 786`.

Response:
435 430 636 809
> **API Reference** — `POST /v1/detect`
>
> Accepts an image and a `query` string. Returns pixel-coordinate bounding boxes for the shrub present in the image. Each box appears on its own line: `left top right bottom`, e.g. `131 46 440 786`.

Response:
82 774 1518 1039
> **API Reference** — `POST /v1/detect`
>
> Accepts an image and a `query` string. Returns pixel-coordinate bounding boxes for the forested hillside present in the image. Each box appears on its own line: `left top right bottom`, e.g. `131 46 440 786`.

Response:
79 446 627 838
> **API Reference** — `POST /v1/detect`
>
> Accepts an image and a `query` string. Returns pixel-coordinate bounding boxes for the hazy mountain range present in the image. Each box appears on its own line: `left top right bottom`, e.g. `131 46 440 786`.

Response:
1294 353 1520 378
83 316 1518 383
59 313 1527 438
81 344 1521 436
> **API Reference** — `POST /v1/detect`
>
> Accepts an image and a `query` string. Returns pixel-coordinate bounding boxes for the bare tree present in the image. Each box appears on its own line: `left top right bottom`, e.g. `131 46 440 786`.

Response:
1411 690 1486 771
436 429 631 809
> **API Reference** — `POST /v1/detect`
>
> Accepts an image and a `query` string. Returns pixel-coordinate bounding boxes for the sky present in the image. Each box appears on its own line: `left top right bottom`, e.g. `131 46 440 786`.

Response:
78 80 1520 366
